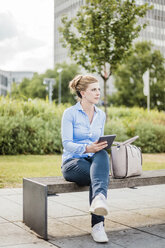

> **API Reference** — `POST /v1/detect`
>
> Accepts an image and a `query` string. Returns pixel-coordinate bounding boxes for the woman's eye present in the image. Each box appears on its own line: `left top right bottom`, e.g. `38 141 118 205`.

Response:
92 88 100 91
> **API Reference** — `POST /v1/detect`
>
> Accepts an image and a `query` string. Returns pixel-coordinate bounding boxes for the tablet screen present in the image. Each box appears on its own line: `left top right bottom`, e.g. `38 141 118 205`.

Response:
98 134 116 149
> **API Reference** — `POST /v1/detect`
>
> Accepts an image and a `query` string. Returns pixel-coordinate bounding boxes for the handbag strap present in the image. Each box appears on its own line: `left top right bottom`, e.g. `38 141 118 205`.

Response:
113 136 139 146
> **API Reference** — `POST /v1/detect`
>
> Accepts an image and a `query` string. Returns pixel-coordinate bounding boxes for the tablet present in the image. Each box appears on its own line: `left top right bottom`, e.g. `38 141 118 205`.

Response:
98 134 116 149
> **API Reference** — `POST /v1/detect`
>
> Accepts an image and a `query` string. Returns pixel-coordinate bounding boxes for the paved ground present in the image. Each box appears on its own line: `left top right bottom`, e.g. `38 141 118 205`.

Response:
0 185 165 248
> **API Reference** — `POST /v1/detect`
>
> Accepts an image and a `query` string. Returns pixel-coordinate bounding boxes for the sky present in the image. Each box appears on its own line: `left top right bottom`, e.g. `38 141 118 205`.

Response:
0 0 54 73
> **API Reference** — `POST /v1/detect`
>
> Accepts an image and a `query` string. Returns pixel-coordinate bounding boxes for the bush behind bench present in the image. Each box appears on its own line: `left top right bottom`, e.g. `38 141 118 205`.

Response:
0 98 165 154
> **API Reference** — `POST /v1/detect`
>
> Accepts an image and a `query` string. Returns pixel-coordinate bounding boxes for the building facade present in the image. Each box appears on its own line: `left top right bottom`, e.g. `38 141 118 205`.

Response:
0 70 34 96
137 0 165 56
54 0 85 65
0 73 8 96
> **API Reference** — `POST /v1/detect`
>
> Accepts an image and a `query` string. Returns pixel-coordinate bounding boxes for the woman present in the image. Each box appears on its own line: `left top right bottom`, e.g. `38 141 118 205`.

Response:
61 75 110 243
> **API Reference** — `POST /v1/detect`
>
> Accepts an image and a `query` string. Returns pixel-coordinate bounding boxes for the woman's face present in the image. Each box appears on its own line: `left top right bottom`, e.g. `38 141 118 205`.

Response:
81 82 101 104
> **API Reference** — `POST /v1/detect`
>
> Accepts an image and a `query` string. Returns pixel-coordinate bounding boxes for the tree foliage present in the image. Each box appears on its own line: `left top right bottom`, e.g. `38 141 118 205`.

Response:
111 41 165 111
11 63 80 104
59 0 151 115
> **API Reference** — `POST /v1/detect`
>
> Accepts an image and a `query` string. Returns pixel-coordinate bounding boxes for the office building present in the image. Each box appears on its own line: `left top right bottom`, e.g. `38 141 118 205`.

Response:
0 70 34 96
0 73 8 96
54 0 85 65
137 0 165 56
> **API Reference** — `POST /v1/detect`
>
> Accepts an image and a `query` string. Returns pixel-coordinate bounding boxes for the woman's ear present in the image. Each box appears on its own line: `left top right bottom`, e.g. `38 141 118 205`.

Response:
80 91 85 98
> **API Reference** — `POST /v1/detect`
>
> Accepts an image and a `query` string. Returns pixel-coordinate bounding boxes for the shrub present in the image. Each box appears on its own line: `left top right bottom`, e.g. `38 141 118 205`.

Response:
0 98 67 155
0 97 164 154
104 119 129 142
105 106 165 153
134 121 165 153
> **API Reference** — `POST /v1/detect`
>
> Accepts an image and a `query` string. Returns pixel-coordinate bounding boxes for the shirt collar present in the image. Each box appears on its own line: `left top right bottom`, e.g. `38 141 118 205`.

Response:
75 101 98 113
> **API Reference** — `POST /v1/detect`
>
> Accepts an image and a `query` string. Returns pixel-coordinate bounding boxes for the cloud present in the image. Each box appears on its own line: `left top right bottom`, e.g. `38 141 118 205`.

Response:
0 11 46 68
0 12 18 41
0 36 46 69
1 45 53 73
0 0 54 72
17 34 45 52
0 36 19 64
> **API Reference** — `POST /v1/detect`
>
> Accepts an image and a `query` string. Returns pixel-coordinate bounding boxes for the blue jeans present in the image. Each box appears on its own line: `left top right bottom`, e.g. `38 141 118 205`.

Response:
61 149 110 227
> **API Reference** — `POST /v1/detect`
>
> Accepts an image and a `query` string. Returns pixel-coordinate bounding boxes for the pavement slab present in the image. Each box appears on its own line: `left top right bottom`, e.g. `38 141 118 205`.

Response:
0 222 40 246
49 195 89 212
107 209 164 228
2 194 23 205
0 188 16 196
131 208 165 222
54 215 129 235
108 225 165 248
50 224 165 248
49 234 122 248
0 197 22 221
48 200 86 218
0 185 165 248
0 217 8 224
48 217 88 238
12 188 23 194
49 194 120 213
138 223 165 238
0 242 56 248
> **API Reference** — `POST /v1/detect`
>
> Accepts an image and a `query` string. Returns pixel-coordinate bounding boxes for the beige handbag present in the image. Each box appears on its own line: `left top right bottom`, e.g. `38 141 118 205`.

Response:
111 136 142 178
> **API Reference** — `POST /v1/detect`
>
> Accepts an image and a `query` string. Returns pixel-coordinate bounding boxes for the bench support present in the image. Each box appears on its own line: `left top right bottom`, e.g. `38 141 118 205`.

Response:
23 179 48 240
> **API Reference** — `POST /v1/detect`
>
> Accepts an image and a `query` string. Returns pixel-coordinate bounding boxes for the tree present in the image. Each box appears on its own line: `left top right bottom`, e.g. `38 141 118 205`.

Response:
11 63 80 104
11 73 46 100
111 41 165 111
59 0 151 116
11 82 21 99
52 63 80 104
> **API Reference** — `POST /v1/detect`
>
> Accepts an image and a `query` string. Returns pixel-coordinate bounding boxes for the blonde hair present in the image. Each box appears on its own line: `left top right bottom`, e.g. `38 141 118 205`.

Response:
69 75 98 98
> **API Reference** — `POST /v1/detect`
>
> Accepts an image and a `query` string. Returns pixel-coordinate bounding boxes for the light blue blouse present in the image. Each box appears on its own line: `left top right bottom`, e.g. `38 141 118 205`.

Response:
61 101 106 163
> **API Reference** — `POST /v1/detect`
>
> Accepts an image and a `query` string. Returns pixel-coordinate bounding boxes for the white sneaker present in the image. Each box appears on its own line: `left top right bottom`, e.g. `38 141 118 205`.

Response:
89 193 109 216
91 221 109 243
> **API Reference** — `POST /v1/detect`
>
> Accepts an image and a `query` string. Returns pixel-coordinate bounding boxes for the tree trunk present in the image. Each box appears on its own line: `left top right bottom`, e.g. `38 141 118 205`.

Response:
103 77 108 120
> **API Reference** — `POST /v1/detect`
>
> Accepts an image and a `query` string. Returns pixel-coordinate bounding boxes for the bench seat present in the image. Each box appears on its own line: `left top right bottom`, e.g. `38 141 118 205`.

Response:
23 169 165 240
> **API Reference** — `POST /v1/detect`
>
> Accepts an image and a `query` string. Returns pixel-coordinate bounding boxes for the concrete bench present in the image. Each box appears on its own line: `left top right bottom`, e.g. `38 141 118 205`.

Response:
23 169 165 240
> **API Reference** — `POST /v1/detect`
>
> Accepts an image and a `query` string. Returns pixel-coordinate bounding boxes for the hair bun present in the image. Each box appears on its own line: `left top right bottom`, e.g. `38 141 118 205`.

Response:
69 75 83 92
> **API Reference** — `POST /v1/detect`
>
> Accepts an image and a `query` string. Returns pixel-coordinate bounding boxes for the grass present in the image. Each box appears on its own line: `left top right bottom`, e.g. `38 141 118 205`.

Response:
0 155 62 188
141 153 165 170
0 153 165 188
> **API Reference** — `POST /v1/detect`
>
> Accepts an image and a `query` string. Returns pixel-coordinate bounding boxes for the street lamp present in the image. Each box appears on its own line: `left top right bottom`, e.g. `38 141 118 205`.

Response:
43 78 56 103
57 68 63 104
142 69 150 112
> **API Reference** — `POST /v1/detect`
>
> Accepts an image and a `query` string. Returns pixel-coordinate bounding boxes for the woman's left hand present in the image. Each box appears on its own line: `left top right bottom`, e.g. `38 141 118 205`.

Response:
85 140 108 153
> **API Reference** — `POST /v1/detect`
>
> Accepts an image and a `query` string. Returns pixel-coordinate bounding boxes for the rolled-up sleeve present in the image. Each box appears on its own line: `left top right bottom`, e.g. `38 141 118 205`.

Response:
61 109 87 154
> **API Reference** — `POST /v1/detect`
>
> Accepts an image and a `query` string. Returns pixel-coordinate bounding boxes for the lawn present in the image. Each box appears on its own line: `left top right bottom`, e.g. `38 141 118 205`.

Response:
0 153 165 188
0 155 62 188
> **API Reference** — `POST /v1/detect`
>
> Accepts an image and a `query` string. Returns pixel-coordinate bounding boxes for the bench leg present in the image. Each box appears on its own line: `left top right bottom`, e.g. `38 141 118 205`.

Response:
23 179 48 240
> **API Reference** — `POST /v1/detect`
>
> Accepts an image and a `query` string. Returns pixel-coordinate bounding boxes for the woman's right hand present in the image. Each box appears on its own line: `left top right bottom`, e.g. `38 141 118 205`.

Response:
85 140 108 153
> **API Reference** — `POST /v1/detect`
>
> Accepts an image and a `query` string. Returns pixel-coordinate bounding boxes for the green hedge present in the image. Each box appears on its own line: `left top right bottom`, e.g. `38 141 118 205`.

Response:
0 97 165 154
0 98 67 155
105 107 165 153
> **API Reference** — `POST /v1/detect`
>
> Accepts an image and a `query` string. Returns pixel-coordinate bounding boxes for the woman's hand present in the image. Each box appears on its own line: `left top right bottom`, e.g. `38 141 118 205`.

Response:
85 140 108 153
